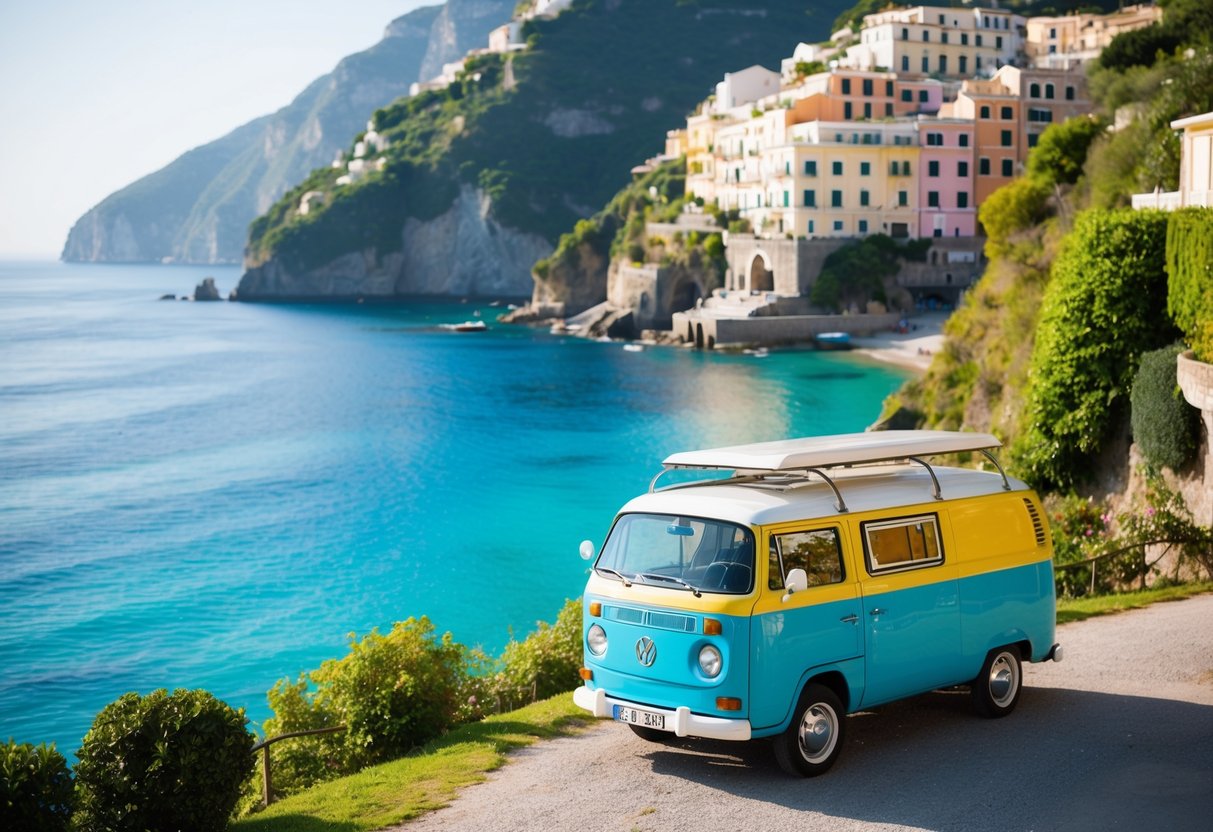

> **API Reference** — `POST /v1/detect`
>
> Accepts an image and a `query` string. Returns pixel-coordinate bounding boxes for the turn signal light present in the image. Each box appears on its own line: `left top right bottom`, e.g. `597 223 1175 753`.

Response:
589 601 602 617
716 697 742 711
579 667 594 681
703 618 722 635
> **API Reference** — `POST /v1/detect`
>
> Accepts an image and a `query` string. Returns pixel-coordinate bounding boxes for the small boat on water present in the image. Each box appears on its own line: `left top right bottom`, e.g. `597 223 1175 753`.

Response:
815 331 851 350
623 343 644 352
445 320 488 332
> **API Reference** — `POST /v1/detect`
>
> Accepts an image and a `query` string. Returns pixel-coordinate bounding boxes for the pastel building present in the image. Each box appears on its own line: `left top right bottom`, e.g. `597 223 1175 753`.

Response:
1133 110 1213 211
917 118 977 238
844 5 1025 78
1025 4 1162 69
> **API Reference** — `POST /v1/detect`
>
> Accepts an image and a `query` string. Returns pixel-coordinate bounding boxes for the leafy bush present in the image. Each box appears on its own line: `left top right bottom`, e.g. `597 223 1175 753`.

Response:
1131 344 1200 470
493 599 583 709
1027 115 1107 186
1165 207 1213 361
1 740 73 832
977 177 1052 259
73 689 253 832
261 616 466 794
1015 209 1175 489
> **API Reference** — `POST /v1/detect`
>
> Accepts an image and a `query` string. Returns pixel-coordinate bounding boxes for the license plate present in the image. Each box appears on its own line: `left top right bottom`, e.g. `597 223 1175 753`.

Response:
613 705 666 730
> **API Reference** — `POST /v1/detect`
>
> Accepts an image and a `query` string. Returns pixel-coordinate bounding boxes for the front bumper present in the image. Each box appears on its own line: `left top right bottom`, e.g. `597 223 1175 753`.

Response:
573 685 752 741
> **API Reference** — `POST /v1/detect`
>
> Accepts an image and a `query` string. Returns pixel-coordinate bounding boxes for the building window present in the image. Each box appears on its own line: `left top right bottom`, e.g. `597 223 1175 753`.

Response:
1045 83 1055 99
860 161 871 176
980 105 991 119
959 134 969 147
942 31 949 44
808 219 815 234
976 34 983 47
1049 27 1057 38
885 102 893 117
898 190 908 206
832 161 843 175
863 78 873 96
1001 105 1012 120
1001 129 1012 146
859 219 868 233
842 78 852 94
833 220 844 231
976 55 983 70
919 89 928 103
939 55 948 74
1001 158 1013 176
863 102 872 119
783 190 790 207
959 55 967 74
844 101 853 119
958 160 969 177
928 160 940 177
804 189 816 207
901 89 913 103
928 191 940 207
804 160 817 176
901 27 909 40
958 191 969 208
923 30 930 42
831 190 842 207
1030 82 1040 97
902 55 910 71
961 33 968 45
938 13 945 24
922 55 930 72
979 157 990 175
886 80 894 96
1028 133 1039 148
1065 86 1075 101
859 190 870 206
996 35 1003 49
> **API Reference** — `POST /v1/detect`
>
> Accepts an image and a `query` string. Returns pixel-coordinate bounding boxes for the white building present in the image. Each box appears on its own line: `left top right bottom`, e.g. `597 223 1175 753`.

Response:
842 5 1025 78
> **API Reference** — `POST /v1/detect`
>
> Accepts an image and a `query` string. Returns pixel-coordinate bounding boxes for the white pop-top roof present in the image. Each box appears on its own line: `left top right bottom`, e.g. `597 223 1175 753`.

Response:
661 430 1001 472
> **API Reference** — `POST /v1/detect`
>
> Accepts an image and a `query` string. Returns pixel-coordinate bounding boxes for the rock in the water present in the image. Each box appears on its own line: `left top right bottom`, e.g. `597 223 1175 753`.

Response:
159 293 176 301
194 277 221 301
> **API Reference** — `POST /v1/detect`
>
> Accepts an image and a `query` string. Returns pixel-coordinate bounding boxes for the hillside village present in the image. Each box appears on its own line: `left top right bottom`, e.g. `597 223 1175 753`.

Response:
571 3 1190 346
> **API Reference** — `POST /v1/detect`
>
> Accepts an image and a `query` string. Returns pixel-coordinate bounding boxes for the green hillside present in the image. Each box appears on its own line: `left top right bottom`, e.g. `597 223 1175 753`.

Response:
244 0 853 277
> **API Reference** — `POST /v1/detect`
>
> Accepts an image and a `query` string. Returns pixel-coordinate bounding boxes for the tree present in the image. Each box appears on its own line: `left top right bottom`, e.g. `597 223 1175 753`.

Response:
1027 115 1107 186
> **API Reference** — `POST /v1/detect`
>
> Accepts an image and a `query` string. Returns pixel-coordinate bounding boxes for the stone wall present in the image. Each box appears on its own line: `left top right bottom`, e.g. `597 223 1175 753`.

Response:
1177 350 1213 527
671 311 900 349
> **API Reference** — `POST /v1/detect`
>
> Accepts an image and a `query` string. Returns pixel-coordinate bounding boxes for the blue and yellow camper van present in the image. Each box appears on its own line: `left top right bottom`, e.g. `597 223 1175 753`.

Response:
573 431 1062 776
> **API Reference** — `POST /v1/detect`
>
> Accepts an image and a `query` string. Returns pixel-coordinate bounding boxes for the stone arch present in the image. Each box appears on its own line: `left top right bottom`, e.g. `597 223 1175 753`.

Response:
695 322 705 349
669 277 704 314
748 250 774 293
686 321 694 343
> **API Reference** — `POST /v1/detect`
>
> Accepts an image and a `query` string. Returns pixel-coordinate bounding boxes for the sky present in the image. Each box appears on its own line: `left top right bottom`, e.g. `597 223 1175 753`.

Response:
0 1 431 259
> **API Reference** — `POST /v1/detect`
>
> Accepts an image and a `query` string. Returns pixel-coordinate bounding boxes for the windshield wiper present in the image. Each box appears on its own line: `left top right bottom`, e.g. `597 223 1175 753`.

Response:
634 572 701 597
595 566 633 587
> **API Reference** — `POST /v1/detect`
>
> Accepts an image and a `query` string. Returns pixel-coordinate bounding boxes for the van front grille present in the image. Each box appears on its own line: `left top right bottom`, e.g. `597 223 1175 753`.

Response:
1023 498 1047 547
604 606 696 633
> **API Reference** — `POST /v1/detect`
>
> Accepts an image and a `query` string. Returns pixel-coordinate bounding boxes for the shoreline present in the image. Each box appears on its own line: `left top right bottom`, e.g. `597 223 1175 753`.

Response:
848 311 948 374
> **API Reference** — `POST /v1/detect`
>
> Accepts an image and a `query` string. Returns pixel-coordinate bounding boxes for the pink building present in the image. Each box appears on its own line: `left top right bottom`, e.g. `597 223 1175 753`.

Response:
916 118 976 238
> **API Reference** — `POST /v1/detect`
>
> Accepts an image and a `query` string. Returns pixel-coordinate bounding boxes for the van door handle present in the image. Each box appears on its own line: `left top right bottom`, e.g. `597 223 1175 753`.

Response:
839 614 858 624
869 608 886 616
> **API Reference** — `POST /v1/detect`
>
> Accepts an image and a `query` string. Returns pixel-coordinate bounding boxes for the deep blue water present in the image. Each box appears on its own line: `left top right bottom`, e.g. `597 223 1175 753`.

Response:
0 261 907 755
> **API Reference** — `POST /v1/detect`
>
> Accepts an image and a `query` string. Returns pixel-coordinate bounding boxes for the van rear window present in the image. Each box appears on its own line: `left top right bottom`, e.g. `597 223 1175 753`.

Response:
862 514 943 574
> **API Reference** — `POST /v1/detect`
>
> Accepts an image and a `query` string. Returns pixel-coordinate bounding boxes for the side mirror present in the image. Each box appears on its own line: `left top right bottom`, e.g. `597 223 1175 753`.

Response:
579 540 596 561
781 568 808 604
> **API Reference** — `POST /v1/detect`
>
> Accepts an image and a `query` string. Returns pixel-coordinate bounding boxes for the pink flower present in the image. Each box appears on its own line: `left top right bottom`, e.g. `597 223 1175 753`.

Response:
1085 529 1093 537
1146 507 1156 517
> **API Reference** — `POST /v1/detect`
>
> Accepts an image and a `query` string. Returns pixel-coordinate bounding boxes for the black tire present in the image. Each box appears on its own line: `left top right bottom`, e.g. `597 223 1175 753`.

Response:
628 724 672 743
971 645 1022 718
773 682 846 777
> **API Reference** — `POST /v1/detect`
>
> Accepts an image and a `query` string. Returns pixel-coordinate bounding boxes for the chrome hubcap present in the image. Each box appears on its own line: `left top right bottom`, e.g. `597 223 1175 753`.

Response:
797 703 837 764
988 653 1019 707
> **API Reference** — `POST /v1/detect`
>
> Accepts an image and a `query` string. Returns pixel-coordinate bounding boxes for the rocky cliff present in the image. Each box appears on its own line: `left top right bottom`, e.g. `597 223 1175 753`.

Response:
61 0 513 264
238 0 852 301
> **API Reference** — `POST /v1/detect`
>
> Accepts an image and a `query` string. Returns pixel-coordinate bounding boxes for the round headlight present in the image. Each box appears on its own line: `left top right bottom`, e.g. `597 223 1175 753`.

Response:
587 624 608 657
698 644 722 678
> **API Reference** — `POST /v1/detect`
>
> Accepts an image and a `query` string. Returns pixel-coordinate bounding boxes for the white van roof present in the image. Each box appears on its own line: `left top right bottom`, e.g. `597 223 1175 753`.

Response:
628 431 1021 526
662 430 1001 472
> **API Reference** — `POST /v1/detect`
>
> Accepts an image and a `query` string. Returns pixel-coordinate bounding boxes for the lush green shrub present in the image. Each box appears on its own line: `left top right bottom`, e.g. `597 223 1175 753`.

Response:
1 740 73 832
977 177 1052 258
73 689 253 832
262 615 466 793
1165 207 1213 361
1131 344 1200 470
494 599 583 708
1015 209 1175 489
1027 115 1107 186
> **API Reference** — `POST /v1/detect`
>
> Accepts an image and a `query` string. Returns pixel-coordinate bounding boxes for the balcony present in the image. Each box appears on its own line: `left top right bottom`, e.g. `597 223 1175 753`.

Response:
1131 190 1181 211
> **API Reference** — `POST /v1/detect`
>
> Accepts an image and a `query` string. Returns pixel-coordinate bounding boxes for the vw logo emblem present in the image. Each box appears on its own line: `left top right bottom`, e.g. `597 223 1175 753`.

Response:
635 636 657 667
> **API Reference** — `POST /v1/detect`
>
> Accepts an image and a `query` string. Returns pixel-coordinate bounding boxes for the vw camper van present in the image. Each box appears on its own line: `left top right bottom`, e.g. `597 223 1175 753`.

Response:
573 431 1062 776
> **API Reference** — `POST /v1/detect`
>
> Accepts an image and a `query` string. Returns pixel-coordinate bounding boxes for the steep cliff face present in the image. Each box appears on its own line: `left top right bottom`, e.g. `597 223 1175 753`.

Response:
61 0 513 264
238 185 549 299
239 0 853 301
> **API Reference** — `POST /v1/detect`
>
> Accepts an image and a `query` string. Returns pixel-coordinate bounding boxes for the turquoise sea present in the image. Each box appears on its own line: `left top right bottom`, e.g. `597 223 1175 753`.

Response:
0 261 908 755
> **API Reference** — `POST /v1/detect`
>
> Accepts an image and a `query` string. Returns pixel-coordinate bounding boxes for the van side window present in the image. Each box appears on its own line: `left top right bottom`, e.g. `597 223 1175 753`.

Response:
769 529 845 590
863 514 943 574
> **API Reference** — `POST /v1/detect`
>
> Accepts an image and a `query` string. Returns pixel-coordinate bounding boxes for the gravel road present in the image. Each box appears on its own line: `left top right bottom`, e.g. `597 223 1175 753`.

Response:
394 595 1213 832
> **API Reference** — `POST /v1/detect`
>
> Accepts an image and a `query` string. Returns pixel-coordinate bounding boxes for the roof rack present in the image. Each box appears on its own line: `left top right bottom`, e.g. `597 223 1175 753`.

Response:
648 430 1010 513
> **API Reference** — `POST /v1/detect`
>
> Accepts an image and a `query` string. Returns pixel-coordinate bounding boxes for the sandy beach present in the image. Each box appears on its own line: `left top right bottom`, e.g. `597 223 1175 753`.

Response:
850 311 948 373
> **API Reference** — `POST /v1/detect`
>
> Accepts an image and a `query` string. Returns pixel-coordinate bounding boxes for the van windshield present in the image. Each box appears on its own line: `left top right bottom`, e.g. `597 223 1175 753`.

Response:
596 513 754 595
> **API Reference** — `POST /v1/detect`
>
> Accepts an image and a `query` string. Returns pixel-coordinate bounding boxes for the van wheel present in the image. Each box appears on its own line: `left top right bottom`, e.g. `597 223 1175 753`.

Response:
972 645 1022 718
628 724 671 743
773 683 845 777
